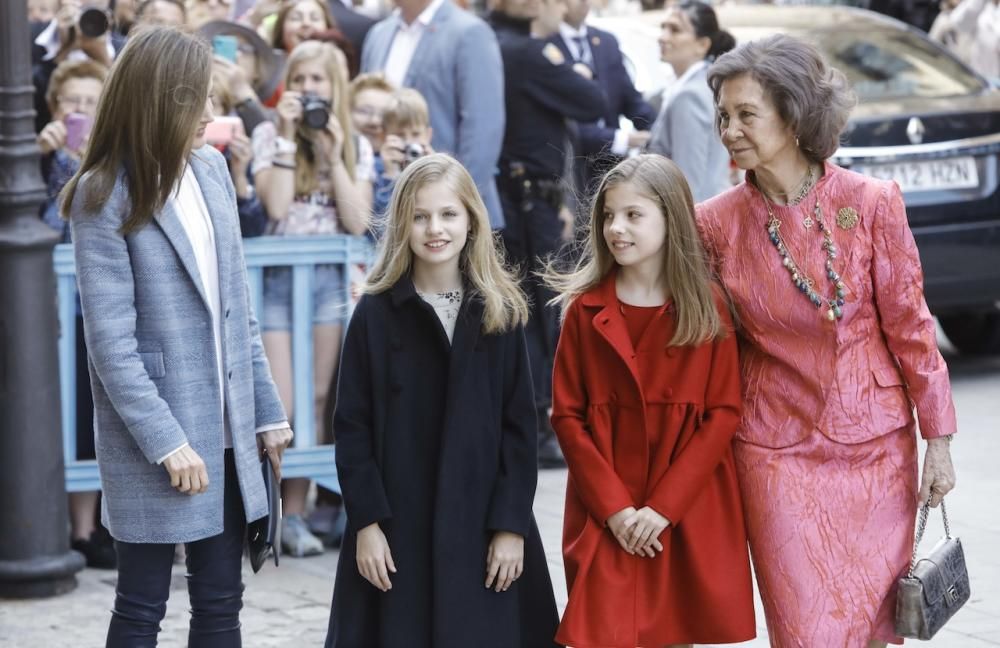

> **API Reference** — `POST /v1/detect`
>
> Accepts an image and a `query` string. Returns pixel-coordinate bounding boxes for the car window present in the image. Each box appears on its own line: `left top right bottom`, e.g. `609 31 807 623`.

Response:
816 29 985 100
729 24 985 101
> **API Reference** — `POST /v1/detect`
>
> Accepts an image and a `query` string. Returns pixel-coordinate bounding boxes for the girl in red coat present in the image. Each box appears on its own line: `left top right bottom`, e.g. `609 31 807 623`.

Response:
546 155 755 647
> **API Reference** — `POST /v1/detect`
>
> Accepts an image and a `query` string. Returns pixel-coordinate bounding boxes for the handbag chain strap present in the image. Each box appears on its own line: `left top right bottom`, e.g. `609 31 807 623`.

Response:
908 498 952 576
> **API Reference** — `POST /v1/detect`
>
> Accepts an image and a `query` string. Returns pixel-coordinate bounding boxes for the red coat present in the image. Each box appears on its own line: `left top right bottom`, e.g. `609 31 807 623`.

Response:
551 274 755 647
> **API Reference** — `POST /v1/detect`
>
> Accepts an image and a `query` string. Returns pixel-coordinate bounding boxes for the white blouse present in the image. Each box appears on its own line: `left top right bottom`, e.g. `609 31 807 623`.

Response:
419 289 463 343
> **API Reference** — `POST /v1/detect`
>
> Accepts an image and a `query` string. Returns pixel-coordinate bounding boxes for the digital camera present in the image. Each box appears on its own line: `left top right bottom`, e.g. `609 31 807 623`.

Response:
299 94 331 130
78 6 109 38
402 142 425 167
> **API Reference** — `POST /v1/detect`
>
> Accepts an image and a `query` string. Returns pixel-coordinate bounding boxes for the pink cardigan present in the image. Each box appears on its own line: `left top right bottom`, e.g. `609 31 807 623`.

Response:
696 163 957 448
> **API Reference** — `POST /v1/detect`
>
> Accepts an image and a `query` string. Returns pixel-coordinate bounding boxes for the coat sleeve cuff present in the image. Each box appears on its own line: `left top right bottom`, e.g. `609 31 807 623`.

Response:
344 497 392 532
486 486 532 537
156 442 190 465
256 421 289 433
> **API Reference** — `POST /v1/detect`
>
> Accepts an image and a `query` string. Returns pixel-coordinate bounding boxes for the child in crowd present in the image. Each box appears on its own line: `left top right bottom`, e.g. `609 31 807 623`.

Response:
252 40 373 557
545 155 755 647
349 72 394 153
371 88 434 231
326 154 559 648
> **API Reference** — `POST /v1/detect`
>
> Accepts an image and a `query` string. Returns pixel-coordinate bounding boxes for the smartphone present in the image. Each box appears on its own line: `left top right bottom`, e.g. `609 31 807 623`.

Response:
204 115 244 150
64 112 94 153
213 35 239 63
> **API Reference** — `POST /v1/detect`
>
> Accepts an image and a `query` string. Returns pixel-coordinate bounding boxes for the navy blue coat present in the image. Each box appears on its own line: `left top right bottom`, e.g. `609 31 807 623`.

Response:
490 12 607 180
326 278 559 648
553 26 656 188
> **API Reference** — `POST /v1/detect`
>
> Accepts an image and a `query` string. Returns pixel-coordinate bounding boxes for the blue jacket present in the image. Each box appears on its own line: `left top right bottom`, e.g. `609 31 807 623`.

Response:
70 146 286 543
361 1 506 228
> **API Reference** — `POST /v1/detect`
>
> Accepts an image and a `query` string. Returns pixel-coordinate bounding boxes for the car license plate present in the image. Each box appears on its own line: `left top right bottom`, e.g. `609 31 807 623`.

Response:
853 157 979 192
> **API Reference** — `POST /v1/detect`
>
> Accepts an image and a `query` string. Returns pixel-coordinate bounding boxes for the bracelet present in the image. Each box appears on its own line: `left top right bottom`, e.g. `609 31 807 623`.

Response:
271 160 296 170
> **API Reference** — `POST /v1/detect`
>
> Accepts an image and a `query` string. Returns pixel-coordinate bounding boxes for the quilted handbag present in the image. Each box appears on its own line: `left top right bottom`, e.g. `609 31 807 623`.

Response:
895 499 970 640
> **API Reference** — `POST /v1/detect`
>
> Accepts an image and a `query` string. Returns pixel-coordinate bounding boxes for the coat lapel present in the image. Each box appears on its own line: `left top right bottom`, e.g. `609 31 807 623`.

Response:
553 33 572 63
582 273 643 390
446 293 483 389
404 0 452 86
153 182 212 313
590 33 611 82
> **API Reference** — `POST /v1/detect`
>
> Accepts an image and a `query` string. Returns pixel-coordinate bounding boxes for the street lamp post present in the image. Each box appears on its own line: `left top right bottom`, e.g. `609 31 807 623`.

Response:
0 0 86 597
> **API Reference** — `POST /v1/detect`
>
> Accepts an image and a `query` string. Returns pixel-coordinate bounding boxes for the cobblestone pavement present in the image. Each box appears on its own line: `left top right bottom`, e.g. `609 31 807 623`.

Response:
2 343 999 646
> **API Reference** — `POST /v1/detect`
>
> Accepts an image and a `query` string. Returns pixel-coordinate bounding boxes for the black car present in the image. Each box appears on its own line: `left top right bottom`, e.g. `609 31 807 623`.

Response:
595 5 1000 355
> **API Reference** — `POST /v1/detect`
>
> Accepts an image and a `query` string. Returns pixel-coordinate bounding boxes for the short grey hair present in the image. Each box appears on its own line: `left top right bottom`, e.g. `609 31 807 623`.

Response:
706 34 856 163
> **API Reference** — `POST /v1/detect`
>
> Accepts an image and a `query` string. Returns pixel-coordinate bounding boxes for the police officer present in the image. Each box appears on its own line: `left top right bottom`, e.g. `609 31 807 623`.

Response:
490 0 606 468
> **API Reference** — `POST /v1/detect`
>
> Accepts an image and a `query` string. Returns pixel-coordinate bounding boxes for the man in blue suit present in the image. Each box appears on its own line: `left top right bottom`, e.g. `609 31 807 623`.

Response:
552 0 656 191
361 0 506 228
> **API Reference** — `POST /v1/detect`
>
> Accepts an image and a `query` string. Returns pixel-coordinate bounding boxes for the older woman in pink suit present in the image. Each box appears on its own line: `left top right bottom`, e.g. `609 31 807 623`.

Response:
695 34 958 647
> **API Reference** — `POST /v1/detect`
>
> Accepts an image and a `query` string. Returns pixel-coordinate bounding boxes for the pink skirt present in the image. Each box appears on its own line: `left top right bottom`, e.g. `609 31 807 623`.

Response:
734 425 918 647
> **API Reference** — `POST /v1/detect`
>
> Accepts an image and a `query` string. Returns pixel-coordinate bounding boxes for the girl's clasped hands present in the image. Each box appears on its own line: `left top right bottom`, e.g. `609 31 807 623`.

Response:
607 506 671 557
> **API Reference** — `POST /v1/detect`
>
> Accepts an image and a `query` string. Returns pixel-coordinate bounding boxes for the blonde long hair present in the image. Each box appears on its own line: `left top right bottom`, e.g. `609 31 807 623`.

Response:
366 154 529 335
544 155 724 346
285 41 357 194
60 26 211 232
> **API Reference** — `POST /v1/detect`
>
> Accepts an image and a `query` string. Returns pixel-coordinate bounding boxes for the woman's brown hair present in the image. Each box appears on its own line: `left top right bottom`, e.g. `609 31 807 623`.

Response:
60 26 211 233
543 155 724 346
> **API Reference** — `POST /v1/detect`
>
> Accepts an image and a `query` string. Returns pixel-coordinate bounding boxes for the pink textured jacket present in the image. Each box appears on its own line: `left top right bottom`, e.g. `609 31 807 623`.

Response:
696 163 957 448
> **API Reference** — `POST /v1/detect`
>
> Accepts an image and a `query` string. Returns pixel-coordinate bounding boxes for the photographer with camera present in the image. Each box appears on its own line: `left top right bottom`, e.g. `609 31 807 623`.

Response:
252 40 373 557
371 88 434 230
32 0 125 130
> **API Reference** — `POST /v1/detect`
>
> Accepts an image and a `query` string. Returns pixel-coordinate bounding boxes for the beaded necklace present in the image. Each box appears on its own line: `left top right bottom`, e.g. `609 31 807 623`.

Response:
761 186 847 321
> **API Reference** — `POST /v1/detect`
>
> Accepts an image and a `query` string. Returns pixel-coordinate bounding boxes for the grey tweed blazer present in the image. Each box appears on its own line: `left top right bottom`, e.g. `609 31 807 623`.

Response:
70 145 287 543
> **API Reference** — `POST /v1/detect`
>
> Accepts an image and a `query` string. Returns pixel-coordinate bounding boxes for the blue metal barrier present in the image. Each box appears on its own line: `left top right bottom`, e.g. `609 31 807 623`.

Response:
54 234 375 494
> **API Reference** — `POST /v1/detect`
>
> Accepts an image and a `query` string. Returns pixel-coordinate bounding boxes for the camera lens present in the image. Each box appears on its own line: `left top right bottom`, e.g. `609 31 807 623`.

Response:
78 7 109 38
404 143 424 163
299 94 331 130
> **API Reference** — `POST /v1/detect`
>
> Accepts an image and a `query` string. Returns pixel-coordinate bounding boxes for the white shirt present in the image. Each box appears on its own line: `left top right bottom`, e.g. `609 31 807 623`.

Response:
383 0 446 88
34 19 116 63
559 23 593 66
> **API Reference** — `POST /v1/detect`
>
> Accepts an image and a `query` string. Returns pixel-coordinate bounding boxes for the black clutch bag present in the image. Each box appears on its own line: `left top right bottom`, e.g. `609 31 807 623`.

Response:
247 454 281 573
895 498 970 640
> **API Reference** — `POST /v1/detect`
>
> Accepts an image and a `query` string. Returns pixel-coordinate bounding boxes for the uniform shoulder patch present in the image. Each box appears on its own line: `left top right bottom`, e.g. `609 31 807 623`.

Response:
541 42 565 66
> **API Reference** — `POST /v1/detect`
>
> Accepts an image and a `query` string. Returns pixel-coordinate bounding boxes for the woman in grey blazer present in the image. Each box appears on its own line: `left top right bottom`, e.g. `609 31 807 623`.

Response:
648 1 736 202
61 27 292 647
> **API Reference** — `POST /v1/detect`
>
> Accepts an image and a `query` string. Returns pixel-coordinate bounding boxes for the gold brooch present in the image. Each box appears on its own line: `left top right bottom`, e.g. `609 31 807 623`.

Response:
836 207 859 230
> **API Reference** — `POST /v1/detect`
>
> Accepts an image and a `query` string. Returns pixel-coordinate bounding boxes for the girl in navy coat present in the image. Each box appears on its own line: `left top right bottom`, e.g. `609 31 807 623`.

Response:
325 154 559 647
